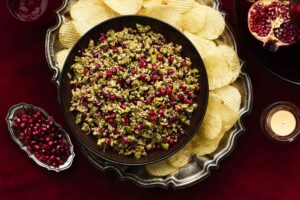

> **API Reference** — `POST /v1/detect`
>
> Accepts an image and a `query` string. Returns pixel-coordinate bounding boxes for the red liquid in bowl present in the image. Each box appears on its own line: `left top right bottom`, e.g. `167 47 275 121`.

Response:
7 0 48 21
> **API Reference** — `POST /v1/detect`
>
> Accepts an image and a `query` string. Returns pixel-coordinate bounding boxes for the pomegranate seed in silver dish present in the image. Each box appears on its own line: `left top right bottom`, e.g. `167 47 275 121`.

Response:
6 103 75 172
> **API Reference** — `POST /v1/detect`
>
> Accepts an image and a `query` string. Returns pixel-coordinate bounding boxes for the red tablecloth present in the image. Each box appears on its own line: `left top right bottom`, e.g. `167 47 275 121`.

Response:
1 1 300 199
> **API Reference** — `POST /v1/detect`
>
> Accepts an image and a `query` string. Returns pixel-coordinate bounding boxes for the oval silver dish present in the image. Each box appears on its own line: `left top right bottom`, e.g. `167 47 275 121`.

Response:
6 103 75 172
45 0 252 188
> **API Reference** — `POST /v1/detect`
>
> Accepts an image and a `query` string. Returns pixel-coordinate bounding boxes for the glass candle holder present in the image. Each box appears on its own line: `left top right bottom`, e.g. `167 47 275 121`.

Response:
261 101 300 143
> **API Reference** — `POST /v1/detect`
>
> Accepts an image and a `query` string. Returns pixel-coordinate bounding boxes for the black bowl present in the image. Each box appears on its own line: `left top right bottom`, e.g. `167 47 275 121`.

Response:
59 15 208 166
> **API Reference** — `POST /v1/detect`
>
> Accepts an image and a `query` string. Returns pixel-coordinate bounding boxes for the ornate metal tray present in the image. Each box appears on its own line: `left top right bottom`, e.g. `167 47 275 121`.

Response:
45 0 252 189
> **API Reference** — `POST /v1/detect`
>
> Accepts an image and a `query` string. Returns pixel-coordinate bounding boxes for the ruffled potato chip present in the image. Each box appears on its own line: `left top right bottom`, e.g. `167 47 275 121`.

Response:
143 0 163 8
217 45 241 82
181 4 207 34
103 0 143 15
198 106 222 140
59 21 80 49
212 85 242 112
191 93 239 156
191 133 224 156
196 6 225 40
56 49 70 70
183 31 216 58
146 160 178 176
163 0 195 14
139 5 182 30
70 0 117 35
210 93 240 132
167 143 192 168
203 50 233 90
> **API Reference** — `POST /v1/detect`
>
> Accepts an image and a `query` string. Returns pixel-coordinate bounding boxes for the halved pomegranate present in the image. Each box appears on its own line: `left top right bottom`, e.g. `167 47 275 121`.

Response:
248 0 300 51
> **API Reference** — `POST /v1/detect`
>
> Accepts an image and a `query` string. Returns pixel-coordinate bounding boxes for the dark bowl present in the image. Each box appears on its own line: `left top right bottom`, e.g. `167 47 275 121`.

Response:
59 15 208 166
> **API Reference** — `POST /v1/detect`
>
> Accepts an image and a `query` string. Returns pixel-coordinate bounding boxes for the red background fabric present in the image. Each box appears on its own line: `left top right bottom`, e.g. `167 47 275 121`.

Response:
1 0 300 199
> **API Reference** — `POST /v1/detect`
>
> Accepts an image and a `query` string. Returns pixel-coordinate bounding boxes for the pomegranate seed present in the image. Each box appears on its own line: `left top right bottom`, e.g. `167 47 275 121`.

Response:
157 55 164 62
150 75 158 83
20 123 26 128
168 56 174 64
139 59 147 68
140 74 147 80
98 73 103 79
167 69 174 75
160 88 166 96
156 45 161 51
84 69 89 75
121 136 128 144
146 98 153 105
177 94 185 100
168 115 176 123
114 129 120 135
33 145 40 150
149 116 157 122
106 70 113 77
111 67 117 75
99 34 107 42
148 109 155 116
113 47 118 53
155 90 161 97
187 90 193 97
100 128 106 134
181 60 188 67
109 113 116 120
95 64 101 71
120 103 126 109
158 109 164 116
151 64 158 71
118 66 125 71
168 138 174 145
180 84 187 91
135 124 142 130
131 69 137 74
124 116 130 123
175 107 182 113
166 87 172 95
105 138 111 145
109 95 116 101
184 99 193 105
167 82 173 88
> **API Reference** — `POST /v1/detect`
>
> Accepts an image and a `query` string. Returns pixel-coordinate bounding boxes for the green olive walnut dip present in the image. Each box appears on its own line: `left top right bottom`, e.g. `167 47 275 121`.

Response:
68 24 200 158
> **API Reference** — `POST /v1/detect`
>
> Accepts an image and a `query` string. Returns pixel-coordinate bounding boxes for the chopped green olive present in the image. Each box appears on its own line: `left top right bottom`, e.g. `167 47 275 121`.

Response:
69 24 200 158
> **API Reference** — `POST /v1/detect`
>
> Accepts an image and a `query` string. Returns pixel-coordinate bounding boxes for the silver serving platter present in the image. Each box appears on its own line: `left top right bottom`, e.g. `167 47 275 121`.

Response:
45 0 252 188
6 103 75 172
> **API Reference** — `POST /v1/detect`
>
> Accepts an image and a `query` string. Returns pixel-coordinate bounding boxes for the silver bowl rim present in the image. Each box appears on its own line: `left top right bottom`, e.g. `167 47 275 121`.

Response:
45 0 253 188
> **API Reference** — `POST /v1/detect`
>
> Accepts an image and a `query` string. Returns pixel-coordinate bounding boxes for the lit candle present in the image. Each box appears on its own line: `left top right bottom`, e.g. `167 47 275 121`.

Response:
261 102 300 142
270 110 297 136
